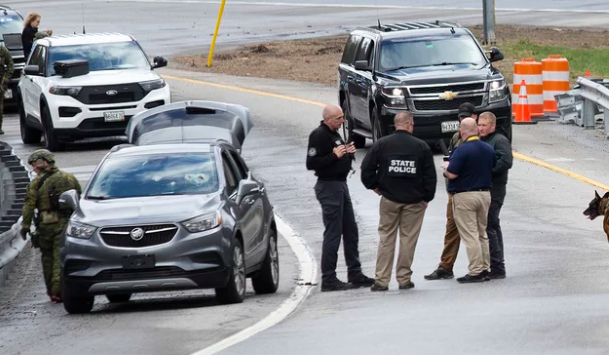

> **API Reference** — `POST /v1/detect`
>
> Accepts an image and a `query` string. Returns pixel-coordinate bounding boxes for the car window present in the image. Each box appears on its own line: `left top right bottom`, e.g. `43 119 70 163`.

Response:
228 151 249 181
221 152 239 197
355 37 374 66
28 45 42 67
341 35 361 65
86 153 219 199
0 14 23 37
46 41 150 75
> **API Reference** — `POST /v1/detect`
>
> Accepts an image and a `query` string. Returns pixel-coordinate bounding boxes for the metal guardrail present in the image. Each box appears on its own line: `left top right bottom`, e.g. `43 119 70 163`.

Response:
578 77 609 136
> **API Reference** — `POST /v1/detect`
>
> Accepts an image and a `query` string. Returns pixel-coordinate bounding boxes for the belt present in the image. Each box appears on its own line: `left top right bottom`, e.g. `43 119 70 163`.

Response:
449 188 490 195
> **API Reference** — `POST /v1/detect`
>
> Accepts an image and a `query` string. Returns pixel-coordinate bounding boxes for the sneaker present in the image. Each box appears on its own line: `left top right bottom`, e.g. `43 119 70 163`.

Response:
488 271 506 279
398 281 415 290
456 274 487 283
479 270 491 281
370 283 388 292
348 273 375 288
0 130 5 135
321 279 353 292
50 295 62 303
424 266 454 280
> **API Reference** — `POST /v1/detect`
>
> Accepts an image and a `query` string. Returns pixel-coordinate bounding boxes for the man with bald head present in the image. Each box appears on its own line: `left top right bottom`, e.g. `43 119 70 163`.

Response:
307 104 374 292
361 111 437 291
442 117 496 283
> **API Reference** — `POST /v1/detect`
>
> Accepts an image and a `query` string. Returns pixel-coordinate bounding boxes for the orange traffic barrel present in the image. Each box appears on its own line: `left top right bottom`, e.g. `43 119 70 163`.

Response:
513 58 543 117
542 55 570 115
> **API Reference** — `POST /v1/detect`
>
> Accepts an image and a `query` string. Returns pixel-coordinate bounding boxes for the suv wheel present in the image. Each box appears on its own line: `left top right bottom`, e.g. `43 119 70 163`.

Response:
41 106 63 151
18 94 41 144
62 274 94 314
341 100 366 148
252 228 279 294
215 238 246 304
371 109 384 143
106 294 132 303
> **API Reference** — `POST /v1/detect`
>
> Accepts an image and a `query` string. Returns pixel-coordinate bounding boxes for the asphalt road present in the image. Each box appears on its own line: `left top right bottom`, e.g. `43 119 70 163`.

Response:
2 0 609 57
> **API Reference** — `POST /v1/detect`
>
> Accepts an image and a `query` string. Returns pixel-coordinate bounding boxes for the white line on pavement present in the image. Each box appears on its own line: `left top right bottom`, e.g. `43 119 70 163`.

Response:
94 0 609 14
190 213 318 355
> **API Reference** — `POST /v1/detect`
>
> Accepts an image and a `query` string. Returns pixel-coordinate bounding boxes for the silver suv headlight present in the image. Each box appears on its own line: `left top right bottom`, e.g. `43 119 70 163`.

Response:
139 79 166 92
181 211 222 233
65 220 96 239
489 79 508 103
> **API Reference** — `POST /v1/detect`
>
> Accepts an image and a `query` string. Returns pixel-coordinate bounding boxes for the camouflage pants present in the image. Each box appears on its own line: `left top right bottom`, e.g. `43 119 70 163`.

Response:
36 224 64 297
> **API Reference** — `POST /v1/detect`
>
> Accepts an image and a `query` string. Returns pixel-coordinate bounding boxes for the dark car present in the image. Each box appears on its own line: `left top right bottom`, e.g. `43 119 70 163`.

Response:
0 5 27 105
337 21 512 148
59 101 279 314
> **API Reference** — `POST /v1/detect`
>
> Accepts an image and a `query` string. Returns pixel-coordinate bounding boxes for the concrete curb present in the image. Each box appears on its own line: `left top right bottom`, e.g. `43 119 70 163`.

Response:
0 141 31 287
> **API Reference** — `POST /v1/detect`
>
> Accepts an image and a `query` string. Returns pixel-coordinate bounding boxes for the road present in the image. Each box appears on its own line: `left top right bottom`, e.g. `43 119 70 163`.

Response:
2 0 609 57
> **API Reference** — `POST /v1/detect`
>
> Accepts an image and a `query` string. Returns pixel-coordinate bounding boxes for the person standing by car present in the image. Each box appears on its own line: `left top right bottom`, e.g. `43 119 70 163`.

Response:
0 43 13 135
478 111 513 279
361 112 437 291
425 102 478 280
20 150 81 302
306 104 375 292
21 12 41 61
442 118 496 283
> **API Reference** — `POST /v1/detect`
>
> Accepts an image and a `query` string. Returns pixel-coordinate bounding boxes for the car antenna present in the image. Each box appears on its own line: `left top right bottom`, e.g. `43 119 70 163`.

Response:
81 1 86 34
375 0 381 30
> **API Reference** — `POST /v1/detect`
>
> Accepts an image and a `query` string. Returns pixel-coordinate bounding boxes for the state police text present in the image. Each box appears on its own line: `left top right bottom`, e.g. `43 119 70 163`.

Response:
389 159 416 174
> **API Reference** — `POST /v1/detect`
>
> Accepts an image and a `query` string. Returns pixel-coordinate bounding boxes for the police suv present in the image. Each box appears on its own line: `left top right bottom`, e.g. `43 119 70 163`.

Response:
338 21 512 148
17 32 171 151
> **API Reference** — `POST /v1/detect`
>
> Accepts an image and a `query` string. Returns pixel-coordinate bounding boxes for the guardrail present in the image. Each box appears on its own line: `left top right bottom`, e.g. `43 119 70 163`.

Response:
578 77 609 136
0 142 31 287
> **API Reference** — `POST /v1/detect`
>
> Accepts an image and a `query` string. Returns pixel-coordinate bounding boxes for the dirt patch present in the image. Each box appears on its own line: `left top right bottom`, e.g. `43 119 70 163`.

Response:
172 25 609 86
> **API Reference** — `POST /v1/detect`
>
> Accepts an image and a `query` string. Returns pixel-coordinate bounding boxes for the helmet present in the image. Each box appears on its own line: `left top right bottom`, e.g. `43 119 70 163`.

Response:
27 149 55 165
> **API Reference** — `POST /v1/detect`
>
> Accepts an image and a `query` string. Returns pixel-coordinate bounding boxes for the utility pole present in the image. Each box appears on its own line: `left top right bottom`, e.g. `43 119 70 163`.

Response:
482 0 496 45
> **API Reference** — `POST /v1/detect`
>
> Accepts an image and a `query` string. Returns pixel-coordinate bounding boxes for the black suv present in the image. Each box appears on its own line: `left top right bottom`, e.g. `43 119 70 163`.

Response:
337 21 511 148
0 5 26 105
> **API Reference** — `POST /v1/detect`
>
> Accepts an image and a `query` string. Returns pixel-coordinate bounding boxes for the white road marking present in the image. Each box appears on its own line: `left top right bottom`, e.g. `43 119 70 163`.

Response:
95 0 609 14
190 214 317 355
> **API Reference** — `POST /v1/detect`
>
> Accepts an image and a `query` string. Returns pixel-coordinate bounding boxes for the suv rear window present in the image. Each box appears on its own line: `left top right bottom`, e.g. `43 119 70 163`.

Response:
379 35 486 72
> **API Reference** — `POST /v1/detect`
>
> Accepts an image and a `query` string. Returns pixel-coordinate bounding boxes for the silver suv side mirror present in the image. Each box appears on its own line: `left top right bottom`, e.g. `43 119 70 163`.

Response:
59 189 80 210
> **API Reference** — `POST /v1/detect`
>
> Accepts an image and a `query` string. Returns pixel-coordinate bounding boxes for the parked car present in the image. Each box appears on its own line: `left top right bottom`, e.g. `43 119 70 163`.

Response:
59 101 279 314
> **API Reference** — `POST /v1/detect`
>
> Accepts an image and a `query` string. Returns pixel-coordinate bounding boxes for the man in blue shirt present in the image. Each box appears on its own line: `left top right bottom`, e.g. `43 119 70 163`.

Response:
442 118 496 283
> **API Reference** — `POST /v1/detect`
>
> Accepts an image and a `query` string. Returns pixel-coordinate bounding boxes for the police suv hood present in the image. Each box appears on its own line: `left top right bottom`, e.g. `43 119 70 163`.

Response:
47 69 161 86
73 193 222 227
379 63 498 86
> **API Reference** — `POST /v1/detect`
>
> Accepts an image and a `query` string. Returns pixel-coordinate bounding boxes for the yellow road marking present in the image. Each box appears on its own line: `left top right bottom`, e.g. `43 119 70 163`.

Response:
163 74 609 192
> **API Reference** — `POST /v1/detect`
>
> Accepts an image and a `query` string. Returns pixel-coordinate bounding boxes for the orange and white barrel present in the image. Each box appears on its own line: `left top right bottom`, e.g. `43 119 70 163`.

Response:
542 55 570 115
513 58 543 117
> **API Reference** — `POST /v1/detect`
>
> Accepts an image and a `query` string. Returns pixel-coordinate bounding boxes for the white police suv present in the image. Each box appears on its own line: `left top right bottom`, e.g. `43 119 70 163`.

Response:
17 33 171 151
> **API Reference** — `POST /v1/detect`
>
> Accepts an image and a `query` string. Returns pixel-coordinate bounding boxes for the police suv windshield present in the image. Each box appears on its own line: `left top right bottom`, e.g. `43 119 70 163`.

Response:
0 14 23 37
379 35 487 72
47 41 150 75
86 153 219 199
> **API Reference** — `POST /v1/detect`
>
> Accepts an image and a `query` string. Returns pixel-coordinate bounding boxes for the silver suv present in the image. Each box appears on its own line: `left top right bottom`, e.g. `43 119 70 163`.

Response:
59 101 278 314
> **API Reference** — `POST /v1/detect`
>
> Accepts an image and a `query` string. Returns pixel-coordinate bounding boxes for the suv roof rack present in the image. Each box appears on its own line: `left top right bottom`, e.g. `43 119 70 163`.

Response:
366 21 462 33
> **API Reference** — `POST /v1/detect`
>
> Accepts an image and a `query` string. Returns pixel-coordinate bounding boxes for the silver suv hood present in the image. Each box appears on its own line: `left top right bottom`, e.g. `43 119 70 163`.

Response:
74 193 222 227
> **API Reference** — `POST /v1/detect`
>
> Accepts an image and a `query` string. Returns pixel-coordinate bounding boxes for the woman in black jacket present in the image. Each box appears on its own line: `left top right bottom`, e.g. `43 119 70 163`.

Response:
22 12 41 61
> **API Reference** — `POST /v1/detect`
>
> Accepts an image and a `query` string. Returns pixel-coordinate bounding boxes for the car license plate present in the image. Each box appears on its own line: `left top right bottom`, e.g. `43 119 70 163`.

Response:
104 111 125 122
3 88 12 99
122 254 155 269
441 120 460 133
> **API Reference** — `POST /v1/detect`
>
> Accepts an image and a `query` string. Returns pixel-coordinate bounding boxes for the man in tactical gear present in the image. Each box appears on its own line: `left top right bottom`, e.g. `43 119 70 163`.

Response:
20 150 81 302
0 43 13 135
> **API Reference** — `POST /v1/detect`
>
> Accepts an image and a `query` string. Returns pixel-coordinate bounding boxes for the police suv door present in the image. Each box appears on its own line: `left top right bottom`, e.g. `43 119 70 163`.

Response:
351 37 375 126
22 44 46 121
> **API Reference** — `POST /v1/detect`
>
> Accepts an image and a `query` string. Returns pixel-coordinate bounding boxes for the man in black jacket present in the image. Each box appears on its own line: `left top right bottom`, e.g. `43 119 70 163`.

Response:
306 104 374 292
478 111 513 279
361 112 437 291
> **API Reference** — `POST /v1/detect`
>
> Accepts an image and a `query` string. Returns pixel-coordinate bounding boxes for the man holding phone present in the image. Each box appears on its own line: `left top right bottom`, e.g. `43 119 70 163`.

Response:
306 104 374 292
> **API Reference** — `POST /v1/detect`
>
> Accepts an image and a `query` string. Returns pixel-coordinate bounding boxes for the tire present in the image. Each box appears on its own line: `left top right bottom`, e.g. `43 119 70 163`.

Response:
62 274 94 314
341 100 366 148
106 293 132 303
41 105 63 151
252 228 279 295
215 238 246 304
371 109 385 143
18 92 41 144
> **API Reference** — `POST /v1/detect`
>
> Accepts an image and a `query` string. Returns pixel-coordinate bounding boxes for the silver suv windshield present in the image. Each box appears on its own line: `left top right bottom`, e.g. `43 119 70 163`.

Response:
379 35 487 72
0 14 23 37
86 153 219 199
47 41 150 75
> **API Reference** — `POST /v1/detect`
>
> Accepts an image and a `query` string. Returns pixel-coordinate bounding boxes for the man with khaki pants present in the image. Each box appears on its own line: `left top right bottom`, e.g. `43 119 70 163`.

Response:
442 118 496 283
360 112 437 291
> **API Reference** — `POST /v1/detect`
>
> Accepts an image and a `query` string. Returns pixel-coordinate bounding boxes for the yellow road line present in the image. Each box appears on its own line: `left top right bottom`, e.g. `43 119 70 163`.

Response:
163 74 609 192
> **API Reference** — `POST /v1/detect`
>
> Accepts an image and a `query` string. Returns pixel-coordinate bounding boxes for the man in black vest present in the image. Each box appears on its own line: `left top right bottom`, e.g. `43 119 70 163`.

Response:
306 104 374 292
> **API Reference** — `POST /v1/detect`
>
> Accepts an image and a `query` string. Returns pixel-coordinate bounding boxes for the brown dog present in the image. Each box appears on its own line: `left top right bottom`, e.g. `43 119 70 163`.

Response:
583 191 609 242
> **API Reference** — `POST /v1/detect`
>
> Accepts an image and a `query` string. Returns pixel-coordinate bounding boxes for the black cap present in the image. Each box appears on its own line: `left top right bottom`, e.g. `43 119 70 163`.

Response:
458 102 475 118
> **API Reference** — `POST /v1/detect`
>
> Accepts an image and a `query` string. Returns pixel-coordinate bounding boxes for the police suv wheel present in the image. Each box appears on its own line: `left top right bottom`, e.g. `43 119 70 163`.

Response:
252 228 279 294
42 106 62 152
341 100 365 148
215 238 246 304
372 110 383 143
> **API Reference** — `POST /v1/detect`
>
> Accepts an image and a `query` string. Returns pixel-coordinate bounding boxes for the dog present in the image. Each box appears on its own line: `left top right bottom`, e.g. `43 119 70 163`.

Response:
583 190 609 242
